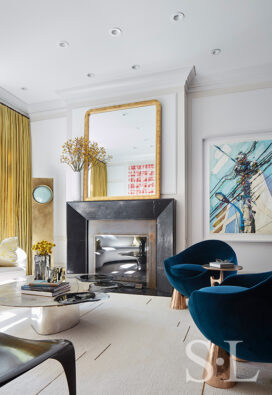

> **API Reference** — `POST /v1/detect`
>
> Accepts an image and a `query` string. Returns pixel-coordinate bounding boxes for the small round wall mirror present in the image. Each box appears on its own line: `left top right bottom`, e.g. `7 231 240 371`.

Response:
33 185 53 204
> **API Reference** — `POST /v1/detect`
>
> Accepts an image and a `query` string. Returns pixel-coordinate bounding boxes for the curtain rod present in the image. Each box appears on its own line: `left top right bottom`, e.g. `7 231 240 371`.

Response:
0 102 29 119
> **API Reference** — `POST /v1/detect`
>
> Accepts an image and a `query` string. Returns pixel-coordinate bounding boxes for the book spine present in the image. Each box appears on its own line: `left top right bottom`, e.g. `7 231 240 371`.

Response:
21 288 70 297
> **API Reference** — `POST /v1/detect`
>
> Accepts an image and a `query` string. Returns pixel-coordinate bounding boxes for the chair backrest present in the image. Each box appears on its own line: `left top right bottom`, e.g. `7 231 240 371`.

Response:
180 239 237 266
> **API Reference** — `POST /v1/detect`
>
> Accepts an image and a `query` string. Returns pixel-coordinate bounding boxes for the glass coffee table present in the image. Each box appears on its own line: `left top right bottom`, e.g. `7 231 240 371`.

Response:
0 276 109 335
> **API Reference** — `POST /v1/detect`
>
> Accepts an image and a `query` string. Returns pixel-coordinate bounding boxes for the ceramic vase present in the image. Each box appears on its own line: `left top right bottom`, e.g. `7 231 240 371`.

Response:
67 170 82 201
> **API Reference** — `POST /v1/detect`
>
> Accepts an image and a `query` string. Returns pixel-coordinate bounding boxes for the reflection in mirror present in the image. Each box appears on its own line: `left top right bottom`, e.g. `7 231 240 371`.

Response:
84 100 161 200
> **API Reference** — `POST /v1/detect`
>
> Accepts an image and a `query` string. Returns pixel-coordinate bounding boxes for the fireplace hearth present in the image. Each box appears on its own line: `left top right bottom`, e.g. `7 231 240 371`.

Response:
67 199 175 295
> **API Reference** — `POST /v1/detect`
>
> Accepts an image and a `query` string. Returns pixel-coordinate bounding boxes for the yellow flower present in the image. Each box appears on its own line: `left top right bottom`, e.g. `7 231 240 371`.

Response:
32 240 56 256
60 136 111 172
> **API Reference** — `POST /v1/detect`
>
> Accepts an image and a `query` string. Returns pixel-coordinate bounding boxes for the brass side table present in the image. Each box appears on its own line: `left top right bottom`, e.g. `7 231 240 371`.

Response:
201 264 243 389
202 264 243 286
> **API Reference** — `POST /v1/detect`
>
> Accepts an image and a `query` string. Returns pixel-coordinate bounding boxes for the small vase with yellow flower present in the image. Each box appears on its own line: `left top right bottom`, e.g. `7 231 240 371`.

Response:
32 241 56 280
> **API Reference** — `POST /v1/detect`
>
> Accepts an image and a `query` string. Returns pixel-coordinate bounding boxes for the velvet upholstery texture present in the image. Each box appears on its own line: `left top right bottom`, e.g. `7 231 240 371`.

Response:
164 240 237 297
189 271 272 362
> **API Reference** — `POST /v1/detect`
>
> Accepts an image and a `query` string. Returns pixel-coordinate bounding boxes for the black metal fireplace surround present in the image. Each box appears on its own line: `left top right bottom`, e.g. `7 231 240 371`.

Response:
67 199 175 296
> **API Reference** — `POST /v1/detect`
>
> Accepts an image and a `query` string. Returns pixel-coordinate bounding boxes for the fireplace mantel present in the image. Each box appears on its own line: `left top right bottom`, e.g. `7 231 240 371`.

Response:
66 199 175 295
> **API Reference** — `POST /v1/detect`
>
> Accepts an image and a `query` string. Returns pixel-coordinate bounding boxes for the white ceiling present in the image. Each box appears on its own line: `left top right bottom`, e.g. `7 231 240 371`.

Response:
1 0 272 106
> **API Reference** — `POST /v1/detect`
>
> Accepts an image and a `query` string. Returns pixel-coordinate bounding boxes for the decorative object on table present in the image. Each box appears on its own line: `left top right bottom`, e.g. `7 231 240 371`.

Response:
21 280 70 297
61 136 111 201
83 99 161 201
49 267 66 282
204 133 272 241
164 240 238 310
188 271 272 389
32 240 56 280
55 291 100 305
209 260 235 268
60 267 66 282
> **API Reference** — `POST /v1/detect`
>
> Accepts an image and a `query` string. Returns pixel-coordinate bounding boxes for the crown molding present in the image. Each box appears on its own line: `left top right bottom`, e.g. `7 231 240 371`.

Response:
184 66 196 93
56 67 191 103
188 63 272 94
27 99 68 122
27 67 192 119
0 87 29 116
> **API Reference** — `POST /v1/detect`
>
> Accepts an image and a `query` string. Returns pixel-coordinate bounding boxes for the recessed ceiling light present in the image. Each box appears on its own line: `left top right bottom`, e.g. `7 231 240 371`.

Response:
58 41 70 48
172 12 185 22
211 48 221 55
86 73 95 78
109 27 122 37
20 87 27 91
131 64 140 70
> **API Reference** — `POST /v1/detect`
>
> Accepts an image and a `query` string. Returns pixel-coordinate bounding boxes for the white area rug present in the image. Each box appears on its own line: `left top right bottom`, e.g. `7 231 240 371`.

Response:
0 293 271 394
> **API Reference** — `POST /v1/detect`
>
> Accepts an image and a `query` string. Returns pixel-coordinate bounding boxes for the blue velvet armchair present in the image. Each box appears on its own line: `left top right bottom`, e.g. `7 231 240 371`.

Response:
189 271 272 363
164 240 238 306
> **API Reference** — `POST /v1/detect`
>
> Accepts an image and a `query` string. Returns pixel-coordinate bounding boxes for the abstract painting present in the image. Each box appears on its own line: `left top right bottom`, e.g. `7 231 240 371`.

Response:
208 136 272 238
128 164 155 195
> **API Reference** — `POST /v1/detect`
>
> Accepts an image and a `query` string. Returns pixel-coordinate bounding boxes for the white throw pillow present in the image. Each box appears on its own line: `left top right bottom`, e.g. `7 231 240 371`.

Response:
0 237 18 267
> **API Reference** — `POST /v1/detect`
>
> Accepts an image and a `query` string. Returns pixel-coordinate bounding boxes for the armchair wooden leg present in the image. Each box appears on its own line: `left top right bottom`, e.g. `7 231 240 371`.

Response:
170 289 187 310
232 355 247 362
203 343 235 389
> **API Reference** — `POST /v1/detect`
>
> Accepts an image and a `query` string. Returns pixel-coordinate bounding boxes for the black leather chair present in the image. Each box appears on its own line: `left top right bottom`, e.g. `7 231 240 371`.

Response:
0 333 76 394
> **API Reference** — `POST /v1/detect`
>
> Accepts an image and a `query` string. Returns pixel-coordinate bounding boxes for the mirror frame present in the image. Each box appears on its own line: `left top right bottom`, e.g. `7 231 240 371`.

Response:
83 99 161 201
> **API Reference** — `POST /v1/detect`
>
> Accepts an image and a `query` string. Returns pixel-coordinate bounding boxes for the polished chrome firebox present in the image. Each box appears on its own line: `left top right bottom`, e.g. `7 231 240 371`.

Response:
94 235 148 284
88 220 156 288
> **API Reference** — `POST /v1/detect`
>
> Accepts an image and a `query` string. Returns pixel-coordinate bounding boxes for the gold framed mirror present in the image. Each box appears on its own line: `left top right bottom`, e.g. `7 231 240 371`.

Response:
83 99 161 201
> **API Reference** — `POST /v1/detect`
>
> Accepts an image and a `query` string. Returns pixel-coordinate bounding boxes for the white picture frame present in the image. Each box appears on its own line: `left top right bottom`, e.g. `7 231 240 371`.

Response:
203 132 272 242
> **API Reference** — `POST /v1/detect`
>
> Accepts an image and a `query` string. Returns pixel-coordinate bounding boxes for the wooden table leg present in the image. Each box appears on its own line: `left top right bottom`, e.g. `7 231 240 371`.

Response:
170 289 187 310
203 343 235 389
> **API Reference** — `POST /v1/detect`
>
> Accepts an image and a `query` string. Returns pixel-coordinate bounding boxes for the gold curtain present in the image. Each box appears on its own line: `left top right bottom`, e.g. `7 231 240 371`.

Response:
0 104 32 274
90 162 107 197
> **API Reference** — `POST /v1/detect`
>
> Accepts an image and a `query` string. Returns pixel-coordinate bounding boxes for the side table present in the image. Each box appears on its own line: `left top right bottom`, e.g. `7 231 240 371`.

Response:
201 264 243 389
202 264 243 286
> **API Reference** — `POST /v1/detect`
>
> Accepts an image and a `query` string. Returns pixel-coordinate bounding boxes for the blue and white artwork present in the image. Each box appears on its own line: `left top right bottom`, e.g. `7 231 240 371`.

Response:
209 138 272 234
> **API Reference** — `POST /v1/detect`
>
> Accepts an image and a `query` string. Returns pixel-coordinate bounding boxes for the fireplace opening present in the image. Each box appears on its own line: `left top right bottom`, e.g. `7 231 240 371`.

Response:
88 219 156 289
94 235 147 284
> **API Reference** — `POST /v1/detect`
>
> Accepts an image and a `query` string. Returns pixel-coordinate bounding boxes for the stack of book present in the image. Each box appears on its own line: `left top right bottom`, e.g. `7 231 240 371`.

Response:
209 261 235 269
21 281 70 297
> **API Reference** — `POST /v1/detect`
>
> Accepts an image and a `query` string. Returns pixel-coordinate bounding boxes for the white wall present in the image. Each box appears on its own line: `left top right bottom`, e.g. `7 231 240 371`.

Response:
187 86 272 272
30 87 187 266
31 117 68 265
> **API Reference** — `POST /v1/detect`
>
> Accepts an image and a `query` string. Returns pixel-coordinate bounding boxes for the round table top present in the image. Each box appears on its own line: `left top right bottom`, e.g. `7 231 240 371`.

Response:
0 276 108 308
203 264 243 272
